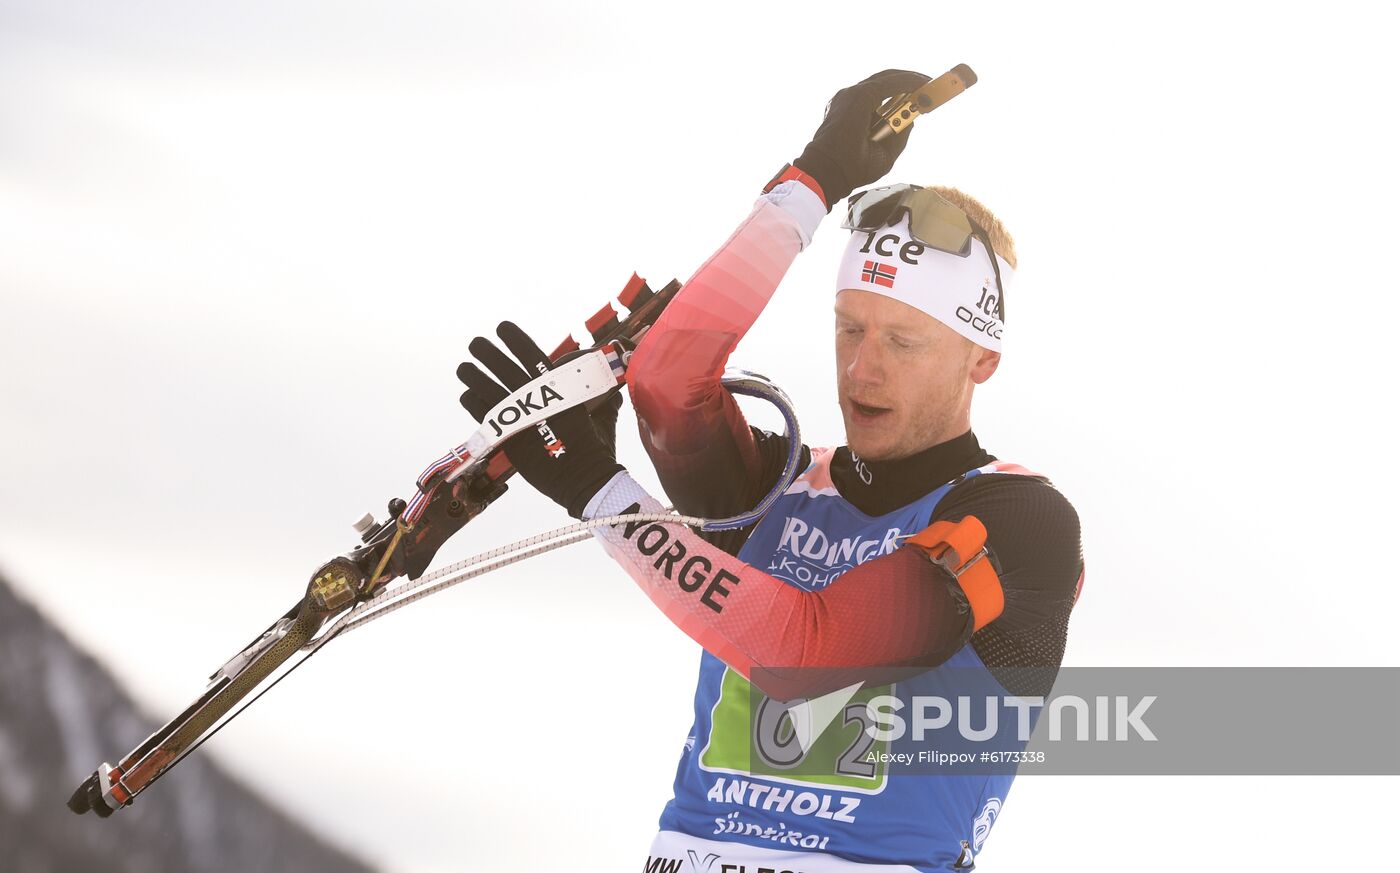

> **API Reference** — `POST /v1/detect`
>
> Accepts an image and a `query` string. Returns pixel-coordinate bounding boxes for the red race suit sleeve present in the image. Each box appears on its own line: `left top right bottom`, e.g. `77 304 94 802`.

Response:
582 472 975 701
625 182 823 533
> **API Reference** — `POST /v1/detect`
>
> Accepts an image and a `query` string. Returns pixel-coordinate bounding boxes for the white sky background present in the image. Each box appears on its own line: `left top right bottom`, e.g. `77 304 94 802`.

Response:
2 1 1397 870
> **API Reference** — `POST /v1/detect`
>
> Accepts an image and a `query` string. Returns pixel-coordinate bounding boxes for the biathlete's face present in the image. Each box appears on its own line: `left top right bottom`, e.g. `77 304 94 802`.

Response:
835 289 1000 461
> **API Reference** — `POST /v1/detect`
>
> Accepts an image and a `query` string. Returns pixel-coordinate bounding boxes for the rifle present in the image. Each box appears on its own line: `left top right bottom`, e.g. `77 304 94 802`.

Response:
67 274 686 817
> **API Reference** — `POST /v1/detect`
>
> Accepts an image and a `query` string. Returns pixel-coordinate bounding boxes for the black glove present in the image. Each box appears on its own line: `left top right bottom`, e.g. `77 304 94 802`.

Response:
457 321 624 519
793 69 932 206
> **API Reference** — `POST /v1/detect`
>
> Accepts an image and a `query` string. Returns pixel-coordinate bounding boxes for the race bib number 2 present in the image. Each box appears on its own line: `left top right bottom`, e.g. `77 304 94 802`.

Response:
699 668 891 794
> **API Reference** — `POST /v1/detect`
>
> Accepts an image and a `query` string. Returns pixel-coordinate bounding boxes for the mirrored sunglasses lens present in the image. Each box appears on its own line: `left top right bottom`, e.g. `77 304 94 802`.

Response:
842 184 914 231
907 199 974 255
843 187 973 256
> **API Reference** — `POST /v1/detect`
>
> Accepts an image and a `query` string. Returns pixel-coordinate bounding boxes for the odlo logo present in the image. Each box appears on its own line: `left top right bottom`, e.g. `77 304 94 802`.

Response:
487 385 564 438
956 286 1004 340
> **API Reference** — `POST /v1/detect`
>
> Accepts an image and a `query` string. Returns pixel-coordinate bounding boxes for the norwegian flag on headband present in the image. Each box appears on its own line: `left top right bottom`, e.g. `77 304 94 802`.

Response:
861 260 897 288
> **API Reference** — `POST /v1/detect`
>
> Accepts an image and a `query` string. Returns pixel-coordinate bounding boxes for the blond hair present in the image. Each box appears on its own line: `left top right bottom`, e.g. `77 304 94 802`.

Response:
930 186 1017 271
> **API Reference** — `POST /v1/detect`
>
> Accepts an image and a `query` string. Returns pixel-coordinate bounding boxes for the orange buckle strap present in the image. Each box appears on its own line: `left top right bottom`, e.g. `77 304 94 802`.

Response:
762 162 829 210
903 517 1004 631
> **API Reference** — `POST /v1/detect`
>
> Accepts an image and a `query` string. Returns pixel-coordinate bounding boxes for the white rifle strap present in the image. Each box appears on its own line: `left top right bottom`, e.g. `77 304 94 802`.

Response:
458 347 620 465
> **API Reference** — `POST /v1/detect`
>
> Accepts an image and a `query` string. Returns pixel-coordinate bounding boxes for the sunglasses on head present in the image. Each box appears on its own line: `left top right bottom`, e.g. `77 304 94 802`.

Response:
842 184 1008 319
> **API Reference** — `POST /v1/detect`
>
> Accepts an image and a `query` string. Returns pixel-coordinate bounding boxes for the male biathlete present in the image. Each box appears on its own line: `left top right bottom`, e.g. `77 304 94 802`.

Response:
457 70 1083 872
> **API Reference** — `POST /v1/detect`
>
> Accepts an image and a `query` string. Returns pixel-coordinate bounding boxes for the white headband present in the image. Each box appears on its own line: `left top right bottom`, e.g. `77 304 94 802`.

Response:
835 215 1013 352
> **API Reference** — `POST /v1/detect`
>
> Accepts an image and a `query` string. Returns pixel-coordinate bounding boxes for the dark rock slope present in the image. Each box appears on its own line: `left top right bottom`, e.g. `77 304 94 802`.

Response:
0 573 376 873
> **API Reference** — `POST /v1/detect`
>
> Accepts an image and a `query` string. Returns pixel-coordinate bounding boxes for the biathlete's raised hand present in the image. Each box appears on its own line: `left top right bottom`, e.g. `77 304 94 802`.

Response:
789 69 931 207
457 322 624 519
